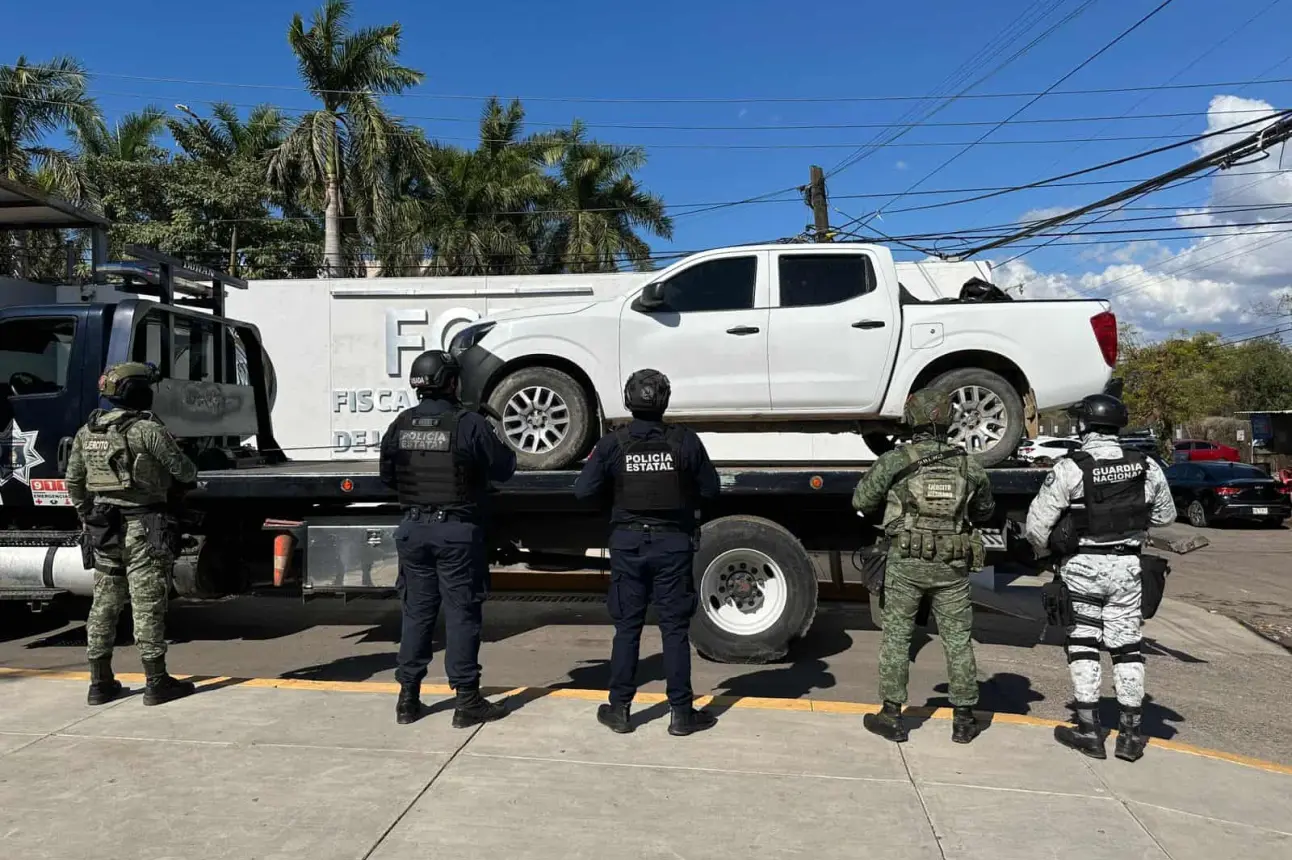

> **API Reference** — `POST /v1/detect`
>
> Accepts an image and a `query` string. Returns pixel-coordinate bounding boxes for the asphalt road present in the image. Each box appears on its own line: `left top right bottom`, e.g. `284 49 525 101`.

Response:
1155 520 1292 648
3 522 1289 766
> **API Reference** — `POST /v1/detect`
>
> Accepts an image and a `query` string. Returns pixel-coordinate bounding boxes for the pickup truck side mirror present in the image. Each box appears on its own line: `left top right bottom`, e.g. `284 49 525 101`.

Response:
631 282 666 313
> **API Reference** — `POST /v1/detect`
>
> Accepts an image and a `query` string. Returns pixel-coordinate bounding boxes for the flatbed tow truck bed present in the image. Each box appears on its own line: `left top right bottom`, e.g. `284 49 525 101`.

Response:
192 461 1050 502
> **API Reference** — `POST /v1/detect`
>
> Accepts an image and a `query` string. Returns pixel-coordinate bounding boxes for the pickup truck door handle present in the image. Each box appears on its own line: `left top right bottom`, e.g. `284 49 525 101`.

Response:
726 325 761 335
851 320 886 329
57 436 73 474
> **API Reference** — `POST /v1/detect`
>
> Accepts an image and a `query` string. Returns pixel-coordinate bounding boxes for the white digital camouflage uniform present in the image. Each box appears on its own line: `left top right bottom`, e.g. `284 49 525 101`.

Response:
1024 433 1176 707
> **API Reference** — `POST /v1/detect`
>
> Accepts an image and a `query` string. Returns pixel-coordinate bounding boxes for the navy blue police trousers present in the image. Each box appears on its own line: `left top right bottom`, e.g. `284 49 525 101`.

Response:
394 511 488 691
607 527 698 709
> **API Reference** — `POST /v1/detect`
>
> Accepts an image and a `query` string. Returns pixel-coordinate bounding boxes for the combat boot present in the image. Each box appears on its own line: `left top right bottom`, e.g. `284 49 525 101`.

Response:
395 681 422 725
86 658 123 706
1054 702 1106 759
951 706 981 744
141 658 196 707
597 703 633 734
452 688 507 728
863 701 909 743
1115 706 1148 763
668 706 717 737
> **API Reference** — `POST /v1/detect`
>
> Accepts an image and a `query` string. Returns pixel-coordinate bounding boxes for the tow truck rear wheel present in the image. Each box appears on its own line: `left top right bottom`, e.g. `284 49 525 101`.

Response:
691 516 818 664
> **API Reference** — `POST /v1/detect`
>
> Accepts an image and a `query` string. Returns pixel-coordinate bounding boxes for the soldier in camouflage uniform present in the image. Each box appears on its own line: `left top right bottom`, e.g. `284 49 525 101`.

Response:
65 362 200 707
852 390 996 744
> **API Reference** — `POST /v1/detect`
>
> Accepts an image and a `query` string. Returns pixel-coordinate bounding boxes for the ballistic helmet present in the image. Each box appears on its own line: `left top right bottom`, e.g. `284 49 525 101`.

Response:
623 368 671 415
1067 393 1129 434
903 389 954 430
98 362 161 410
409 350 460 397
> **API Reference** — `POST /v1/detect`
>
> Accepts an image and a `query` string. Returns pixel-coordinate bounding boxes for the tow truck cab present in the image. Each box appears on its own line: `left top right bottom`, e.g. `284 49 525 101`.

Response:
0 250 282 522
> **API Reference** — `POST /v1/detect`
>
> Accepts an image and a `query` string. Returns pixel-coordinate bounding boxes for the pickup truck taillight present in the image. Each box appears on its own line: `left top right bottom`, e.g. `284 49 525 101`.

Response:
1090 311 1118 367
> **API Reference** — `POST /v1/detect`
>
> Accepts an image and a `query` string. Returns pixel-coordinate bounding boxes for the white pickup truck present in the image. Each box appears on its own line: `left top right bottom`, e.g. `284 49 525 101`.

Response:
451 242 1118 470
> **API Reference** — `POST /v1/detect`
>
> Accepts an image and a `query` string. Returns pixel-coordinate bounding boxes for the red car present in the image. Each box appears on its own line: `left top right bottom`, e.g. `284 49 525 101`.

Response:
1172 439 1241 463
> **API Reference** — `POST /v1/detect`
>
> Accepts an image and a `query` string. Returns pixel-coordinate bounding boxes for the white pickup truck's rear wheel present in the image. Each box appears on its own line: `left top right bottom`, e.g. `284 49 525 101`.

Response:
925 368 1024 469
488 366 596 471
691 516 818 664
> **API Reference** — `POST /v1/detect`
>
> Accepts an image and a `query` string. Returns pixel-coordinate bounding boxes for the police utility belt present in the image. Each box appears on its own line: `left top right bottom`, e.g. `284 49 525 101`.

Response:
80 502 182 575
403 505 470 523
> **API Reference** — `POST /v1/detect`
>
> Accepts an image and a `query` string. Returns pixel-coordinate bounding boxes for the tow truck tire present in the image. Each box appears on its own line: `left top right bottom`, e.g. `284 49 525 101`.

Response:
923 367 1025 469
487 366 597 471
691 515 818 664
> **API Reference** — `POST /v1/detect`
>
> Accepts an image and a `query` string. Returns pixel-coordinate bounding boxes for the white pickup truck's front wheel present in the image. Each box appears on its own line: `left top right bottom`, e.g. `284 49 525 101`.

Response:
487 366 597 471
925 368 1025 468
690 516 818 664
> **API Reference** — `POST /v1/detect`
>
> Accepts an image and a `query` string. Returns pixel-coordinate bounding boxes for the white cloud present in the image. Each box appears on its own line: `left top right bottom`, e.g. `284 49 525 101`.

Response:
994 95 1292 341
737 108 748 119
1019 206 1071 223
895 160 908 171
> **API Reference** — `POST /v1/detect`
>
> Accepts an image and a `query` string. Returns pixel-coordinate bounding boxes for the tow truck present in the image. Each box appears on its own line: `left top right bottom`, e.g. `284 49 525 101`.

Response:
1 179 1054 662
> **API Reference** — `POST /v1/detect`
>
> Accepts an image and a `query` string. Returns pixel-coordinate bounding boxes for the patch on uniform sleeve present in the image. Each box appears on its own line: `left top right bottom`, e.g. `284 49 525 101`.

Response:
1044 471 1057 487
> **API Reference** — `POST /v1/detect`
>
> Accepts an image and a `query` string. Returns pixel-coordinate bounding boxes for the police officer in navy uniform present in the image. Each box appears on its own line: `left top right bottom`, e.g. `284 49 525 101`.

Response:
575 368 721 736
380 350 517 727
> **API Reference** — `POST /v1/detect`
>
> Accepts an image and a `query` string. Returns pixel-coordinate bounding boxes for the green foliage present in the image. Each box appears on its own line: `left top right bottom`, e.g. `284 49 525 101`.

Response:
1117 327 1292 439
1 3 672 281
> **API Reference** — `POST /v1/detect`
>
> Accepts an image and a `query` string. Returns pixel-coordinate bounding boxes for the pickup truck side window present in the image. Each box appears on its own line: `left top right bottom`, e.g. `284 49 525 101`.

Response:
658 256 756 312
0 317 77 397
777 254 875 307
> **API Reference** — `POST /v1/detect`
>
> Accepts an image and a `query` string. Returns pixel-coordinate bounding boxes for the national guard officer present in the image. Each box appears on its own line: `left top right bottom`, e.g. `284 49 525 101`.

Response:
1025 393 1176 762
65 361 199 707
380 350 517 727
574 369 721 736
852 390 995 744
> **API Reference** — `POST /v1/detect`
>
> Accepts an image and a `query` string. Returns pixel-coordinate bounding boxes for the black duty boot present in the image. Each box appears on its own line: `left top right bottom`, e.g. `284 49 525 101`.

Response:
1115 706 1148 763
951 706 981 744
863 701 909 743
141 658 196 707
668 706 717 737
86 658 123 706
1054 703 1106 759
396 682 422 725
452 688 507 728
597 703 633 734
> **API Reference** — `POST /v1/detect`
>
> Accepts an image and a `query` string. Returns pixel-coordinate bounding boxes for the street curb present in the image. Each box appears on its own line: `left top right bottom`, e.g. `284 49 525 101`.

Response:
3 666 1289 777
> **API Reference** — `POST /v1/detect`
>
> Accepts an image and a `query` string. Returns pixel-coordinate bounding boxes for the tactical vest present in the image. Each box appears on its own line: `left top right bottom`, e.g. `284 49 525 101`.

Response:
612 427 687 514
891 445 975 564
391 408 473 507
1068 451 1151 542
82 411 145 494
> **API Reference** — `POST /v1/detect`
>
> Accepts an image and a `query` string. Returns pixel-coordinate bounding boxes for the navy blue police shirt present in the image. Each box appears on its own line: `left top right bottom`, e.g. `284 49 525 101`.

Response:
573 419 720 532
379 397 517 521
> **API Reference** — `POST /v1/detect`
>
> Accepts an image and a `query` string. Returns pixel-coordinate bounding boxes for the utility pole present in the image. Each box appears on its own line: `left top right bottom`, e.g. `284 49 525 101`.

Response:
806 165 830 242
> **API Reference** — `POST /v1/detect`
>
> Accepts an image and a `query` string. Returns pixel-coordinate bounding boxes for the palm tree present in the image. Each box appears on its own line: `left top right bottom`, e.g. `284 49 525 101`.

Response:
268 0 431 276
540 121 672 273
385 97 554 276
78 106 168 163
0 56 102 201
170 102 290 274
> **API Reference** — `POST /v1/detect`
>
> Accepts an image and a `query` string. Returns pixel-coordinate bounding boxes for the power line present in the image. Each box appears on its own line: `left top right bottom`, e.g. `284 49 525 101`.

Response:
845 0 1184 234
9 62 1292 104
826 0 1098 179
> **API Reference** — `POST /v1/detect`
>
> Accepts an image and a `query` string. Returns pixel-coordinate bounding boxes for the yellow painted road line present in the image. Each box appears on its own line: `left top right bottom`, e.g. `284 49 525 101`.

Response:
3 666 1289 777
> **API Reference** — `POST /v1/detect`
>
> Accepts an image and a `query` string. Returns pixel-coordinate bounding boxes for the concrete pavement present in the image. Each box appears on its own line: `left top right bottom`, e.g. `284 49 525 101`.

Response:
1 671 1288 860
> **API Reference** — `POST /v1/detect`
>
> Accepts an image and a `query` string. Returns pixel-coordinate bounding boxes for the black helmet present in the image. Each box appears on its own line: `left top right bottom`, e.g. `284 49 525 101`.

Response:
409 350 460 396
623 368 671 415
1067 393 1129 432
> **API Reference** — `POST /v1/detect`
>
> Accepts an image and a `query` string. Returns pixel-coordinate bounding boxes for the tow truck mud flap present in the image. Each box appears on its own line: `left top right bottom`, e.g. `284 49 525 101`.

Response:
304 518 401 592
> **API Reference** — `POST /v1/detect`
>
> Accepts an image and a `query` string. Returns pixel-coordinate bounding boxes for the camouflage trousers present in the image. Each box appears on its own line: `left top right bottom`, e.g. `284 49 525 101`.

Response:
86 516 172 663
1061 554 1144 708
878 559 979 707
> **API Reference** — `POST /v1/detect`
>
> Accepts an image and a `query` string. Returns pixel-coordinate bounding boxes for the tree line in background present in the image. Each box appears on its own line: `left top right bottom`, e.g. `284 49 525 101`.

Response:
0 0 672 280
1038 321 1292 447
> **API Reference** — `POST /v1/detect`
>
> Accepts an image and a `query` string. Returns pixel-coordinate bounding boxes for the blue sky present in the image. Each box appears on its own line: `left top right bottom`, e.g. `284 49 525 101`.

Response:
5 0 1292 338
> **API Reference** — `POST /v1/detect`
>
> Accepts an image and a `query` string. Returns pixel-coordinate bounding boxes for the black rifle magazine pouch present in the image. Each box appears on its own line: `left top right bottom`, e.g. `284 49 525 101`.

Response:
1040 574 1075 628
